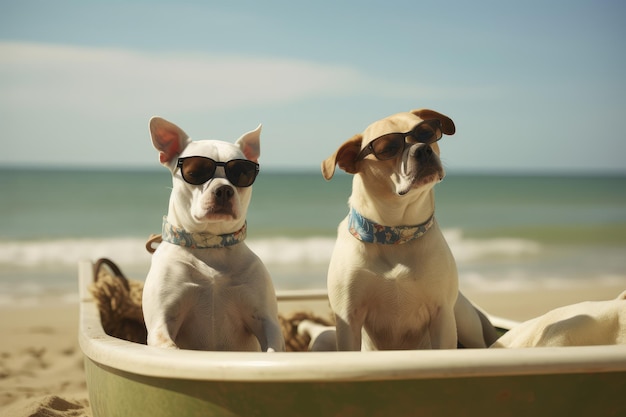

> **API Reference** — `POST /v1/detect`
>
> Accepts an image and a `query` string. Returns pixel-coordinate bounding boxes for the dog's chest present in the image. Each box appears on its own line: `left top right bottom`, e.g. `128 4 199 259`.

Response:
181 269 261 350
151 244 264 348
366 238 456 282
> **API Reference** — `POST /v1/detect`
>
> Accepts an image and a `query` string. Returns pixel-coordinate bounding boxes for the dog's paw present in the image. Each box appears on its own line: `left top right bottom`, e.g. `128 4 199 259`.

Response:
147 329 180 349
266 347 276 353
154 342 180 350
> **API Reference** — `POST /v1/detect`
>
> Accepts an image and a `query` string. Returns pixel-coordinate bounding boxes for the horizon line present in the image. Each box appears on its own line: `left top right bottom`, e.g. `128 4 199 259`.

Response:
1 163 625 178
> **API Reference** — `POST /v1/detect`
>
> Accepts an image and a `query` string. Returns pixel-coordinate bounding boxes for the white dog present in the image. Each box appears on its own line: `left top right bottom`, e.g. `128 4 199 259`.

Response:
321 109 497 351
142 117 285 352
492 291 626 348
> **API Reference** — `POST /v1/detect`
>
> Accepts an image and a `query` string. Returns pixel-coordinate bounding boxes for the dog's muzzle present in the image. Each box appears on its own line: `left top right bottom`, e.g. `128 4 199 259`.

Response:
213 185 235 206
407 143 444 178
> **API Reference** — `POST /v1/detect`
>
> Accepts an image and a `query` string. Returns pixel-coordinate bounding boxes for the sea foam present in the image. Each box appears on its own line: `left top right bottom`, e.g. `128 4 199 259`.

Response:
0 229 540 269
1 230 623 307
0 238 153 268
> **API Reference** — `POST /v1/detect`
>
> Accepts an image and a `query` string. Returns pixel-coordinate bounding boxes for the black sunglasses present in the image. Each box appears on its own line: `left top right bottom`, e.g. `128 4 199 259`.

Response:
176 157 260 187
356 119 443 161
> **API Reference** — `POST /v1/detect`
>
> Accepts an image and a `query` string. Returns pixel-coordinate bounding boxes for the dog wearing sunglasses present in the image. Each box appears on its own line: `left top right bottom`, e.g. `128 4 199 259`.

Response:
321 109 497 351
142 116 285 352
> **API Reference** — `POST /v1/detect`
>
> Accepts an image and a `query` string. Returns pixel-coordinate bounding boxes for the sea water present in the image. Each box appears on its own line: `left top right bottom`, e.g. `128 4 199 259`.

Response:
1 168 625 306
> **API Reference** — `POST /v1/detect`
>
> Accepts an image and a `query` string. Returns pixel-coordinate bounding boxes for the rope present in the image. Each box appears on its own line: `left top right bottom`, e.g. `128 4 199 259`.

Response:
90 258 147 344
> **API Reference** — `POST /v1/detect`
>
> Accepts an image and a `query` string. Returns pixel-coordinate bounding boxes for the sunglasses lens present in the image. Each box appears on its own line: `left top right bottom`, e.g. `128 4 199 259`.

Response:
372 134 405 160
225 160 259 187
412 120 442 143
180 157 216 185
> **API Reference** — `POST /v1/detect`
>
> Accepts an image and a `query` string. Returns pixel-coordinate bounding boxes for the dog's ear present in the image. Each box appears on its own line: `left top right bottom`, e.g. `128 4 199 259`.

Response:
321 134 362 180
149 117 191 166
235 124 261 163
411 109 456 135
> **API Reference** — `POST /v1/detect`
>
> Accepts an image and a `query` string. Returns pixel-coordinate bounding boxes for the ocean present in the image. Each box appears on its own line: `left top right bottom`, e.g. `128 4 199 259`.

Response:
1 168 625 307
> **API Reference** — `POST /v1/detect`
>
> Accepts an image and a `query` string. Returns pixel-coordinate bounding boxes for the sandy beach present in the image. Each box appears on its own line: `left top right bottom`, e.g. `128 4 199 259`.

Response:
1 284 624 417
0 305 89 417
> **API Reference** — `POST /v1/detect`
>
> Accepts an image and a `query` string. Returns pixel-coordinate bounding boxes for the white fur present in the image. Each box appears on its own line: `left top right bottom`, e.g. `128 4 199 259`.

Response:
297 320 337 352
142 117 284 352
491 291 626 348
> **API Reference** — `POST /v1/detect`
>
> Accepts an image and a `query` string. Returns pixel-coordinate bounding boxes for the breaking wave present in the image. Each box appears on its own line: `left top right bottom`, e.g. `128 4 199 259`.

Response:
0 229 540 269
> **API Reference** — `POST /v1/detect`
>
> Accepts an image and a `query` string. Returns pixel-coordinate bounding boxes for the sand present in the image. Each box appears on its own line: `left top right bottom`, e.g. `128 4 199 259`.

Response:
0 305 89 417
1 284 624 417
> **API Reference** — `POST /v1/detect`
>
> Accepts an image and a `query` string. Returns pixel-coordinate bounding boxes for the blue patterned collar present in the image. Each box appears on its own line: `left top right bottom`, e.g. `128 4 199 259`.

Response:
161 216 247 249
348 207 434 245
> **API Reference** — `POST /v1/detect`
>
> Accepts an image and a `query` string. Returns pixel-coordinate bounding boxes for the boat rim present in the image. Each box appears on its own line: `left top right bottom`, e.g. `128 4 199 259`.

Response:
78 260 626 383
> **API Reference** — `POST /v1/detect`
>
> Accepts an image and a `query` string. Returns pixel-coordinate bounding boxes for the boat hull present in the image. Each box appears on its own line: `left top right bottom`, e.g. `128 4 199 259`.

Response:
84 356 625 417
78 261 626 417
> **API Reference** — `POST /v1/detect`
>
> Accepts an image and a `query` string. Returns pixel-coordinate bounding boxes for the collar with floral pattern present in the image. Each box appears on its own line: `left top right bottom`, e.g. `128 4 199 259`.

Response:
348 207 434 245
161 216 247 249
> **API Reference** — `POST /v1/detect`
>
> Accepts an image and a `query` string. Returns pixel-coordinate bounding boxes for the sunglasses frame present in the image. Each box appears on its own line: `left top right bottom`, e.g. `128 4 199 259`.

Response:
356 119 443 161
176 156 260 187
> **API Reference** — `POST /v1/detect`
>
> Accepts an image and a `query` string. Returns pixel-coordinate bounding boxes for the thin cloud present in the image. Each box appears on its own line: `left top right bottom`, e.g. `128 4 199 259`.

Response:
0 41 481 117
0 41 367 115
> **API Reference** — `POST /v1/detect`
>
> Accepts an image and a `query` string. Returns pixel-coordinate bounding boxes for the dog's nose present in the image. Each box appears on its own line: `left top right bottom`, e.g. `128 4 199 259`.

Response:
214 185 234 205
414 144 434 161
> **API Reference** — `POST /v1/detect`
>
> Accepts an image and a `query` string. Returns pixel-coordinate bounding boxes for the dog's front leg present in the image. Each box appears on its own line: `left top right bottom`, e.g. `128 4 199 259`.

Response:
147 316 181 349
454 291 498 348
328 251 368 350
246 312 285 352
260 317 286 352
428 307 457 349
329 279 366 350
334 311 364 351
143 284 185 349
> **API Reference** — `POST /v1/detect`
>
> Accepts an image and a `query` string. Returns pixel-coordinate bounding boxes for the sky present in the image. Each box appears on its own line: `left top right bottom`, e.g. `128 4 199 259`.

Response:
1 0 625 173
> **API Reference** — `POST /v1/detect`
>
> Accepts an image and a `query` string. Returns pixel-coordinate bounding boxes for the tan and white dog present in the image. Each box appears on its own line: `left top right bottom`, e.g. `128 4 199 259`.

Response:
321 109 497 351
142 117 285 352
